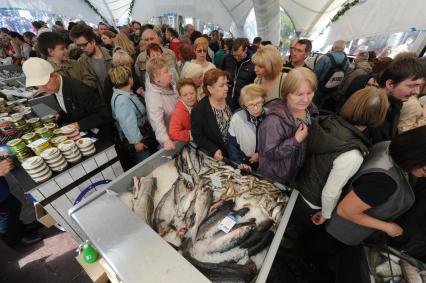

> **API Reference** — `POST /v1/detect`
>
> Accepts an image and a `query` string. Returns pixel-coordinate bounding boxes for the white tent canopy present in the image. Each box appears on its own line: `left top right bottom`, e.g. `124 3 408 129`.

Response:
1 0 425 47
324 0 426 45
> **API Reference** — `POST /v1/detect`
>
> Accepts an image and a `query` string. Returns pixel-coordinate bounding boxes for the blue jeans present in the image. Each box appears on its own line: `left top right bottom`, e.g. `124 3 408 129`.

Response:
0 194 23 246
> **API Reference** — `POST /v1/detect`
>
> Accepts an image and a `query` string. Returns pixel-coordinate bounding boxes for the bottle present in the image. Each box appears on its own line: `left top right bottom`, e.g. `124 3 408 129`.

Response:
82 241 98 264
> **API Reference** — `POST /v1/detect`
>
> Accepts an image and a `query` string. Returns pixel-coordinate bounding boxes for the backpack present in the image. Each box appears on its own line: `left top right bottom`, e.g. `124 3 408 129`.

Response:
318 53 347 93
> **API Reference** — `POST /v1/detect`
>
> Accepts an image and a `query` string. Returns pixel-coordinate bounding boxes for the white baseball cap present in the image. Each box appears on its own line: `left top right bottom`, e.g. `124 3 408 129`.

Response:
22 57 54 87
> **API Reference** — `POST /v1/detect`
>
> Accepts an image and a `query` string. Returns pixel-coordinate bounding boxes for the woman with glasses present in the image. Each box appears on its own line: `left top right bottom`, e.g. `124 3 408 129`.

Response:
252 45 286 103
228 84 266 172
258 67 318 185
184 37 215 74
191 68 232 160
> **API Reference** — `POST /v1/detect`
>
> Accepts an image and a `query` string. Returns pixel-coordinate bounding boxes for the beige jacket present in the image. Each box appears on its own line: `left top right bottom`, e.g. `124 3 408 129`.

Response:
398 96 426 133
145 78 179 144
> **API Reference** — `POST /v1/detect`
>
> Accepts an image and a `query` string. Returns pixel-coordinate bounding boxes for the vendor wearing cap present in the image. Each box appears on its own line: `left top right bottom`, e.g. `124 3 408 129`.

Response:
23 57 113 141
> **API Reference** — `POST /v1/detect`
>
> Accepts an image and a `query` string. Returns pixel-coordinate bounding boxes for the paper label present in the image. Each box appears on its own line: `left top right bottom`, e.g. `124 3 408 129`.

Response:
181 172 194 186
210 175 222 188
218 214 237 233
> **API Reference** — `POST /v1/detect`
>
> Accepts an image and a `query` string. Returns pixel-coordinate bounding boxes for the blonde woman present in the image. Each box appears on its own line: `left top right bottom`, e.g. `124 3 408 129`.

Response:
228 84 267 172
113 32 136 59
145 57 179 150
180 62 205 100
252 45 285 102
258 67 318 185
186 37 215 74
109 65 150 167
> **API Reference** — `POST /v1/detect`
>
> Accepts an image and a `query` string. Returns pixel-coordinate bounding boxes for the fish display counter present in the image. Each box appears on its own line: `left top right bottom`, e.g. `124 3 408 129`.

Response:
70 142 299 283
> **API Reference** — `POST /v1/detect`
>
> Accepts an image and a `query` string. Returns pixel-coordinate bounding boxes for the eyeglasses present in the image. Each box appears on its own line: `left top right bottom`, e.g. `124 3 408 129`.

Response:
76 41 90 48
196 49 207 54
245 101 264 110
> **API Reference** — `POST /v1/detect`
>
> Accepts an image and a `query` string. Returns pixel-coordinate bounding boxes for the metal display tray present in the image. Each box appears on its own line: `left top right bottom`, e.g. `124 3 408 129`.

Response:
69 142 298 283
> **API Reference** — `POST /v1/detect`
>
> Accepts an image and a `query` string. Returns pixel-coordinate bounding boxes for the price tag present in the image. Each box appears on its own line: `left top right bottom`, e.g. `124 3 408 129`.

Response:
218 214 237 233
210 175 222 188
181 172 194 186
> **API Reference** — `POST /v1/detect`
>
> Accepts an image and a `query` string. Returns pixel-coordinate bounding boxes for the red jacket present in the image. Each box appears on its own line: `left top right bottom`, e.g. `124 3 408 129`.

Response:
169 40 182 61
169 100 191 142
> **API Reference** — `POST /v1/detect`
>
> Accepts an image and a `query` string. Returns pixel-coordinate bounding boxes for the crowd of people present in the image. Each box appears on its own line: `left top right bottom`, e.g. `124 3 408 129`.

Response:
1 19 426 282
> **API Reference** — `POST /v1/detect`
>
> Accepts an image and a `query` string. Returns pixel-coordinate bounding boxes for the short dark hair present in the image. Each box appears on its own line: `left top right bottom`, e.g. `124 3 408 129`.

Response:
190 31 203 45
166 27 179 39
379 57 426 87
9 31 24 42
146 43 163 57
141 24 154 35
55 21 64 27
297 39 312 53
31 21 43 30
177 78 197 95
68 22 76 31
0 28 9 34
389 125 426 171
253 37 262 44
37 32 66 58
131 21 141 28
233 38 248 51
23 31 35 41
70 24 97 42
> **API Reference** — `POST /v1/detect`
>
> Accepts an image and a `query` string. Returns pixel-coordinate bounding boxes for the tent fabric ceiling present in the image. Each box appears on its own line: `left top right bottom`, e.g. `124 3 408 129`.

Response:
325 0 426 45
2 0 423 46
0 0 102 24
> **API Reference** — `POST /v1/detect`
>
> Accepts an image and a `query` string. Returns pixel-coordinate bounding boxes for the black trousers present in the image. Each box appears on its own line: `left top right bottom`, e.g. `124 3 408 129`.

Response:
0 194 24 247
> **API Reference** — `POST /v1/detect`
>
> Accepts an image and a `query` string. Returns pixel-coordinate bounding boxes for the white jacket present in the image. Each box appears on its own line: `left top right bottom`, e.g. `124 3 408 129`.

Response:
145 79 179 144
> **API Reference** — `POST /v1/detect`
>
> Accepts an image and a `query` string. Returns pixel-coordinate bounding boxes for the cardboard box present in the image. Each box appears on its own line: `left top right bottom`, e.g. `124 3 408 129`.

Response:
34 203 56 228
99 258 122 283
76 254 108 283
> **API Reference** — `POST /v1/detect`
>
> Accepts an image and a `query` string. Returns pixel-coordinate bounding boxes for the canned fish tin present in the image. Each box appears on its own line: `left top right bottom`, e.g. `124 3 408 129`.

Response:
21 132 39 144
0 117 16 135
11 113 26 127
7 138 26 152
50 136 68 147
35 127 53 139
44 123 58 131
52 128 63 136
41 114 56 125
28 138 51 155
26 118 43 129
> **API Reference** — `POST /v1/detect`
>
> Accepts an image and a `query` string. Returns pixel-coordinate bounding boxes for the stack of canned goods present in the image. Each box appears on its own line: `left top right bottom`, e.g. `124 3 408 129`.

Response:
6 138 33 162
21 132 39 145
10 113 28 133
26 117 43 129
21 156 52 183
41 114 56 125
35 127 54 140
60 125 81 141
28 138 51 156
76 138 96 157
40 147 68 172
57 140 82 163
0 117 16 135
50 136 68 147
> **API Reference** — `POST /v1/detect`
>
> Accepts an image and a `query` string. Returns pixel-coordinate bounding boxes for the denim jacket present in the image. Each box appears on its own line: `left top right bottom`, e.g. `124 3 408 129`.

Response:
111 88 147 144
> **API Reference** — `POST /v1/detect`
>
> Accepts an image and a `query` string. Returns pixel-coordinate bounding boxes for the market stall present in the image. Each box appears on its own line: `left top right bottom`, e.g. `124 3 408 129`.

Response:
0 82 123 242
70 142 298 283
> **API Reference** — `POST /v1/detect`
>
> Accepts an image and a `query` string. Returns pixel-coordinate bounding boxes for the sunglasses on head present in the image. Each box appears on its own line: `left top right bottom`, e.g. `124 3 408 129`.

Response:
77 41 90 48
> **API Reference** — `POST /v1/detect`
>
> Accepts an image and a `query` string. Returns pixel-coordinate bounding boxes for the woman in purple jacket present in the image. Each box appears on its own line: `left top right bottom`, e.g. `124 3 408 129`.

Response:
258 67 318 185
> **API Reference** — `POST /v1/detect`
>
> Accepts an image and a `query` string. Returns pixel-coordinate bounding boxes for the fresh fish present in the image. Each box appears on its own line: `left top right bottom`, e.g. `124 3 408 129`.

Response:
234 207 250 217
174 178 191 207
186 184 213 242
153 180 178 236
209 218 256 239
133 177 157 226
248 230 274 256
400 260 422 283
172 189 197 235
191 246 249 265
239 219 274 249
185 256 257 283
196 200 235 241
198 223 255 253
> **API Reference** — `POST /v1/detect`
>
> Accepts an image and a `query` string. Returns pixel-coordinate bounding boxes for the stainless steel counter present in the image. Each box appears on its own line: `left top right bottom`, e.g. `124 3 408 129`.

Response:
70 143 298 283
